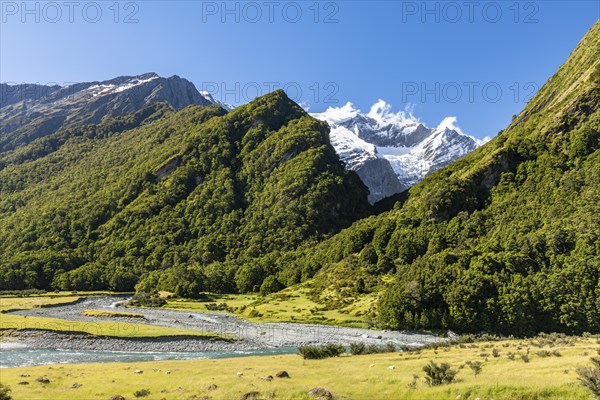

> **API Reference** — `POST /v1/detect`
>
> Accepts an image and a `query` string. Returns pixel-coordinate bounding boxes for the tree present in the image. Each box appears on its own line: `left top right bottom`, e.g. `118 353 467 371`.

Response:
260 275 283 295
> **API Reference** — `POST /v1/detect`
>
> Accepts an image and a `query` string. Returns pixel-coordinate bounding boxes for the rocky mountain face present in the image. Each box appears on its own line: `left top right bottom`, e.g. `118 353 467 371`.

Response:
312 101 481 203
0 73 221 152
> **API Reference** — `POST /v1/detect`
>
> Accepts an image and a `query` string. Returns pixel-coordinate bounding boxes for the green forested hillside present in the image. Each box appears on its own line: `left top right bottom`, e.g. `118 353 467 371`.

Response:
1 21 598 337
289 21 600 335
0 91 368 294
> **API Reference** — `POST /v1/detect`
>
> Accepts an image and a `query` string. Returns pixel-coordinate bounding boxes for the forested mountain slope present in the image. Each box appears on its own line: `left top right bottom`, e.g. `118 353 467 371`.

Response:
287 20 600 335
1 21 598 337
0 91 369 294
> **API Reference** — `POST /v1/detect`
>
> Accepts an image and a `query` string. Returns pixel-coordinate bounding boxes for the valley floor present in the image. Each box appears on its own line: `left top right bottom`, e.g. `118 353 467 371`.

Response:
1 294 598 399
1 336 598 400
1 295 440 352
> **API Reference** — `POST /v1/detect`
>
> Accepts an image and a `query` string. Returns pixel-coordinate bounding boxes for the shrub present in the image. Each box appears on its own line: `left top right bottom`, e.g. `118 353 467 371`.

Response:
400 344 417 352
537 350 548 357
350 342 396 355
260 275 284 295
407 375 418 390
134 388 150 397
298 344 345 359
0 384 12 400
577 358 600 399
205 302 234 312
492 348 500 357
469 361 483 376
384 342 396 353
0 289 46 297
536 350 556 358
248 309 262 318
128 292 166 307
422 361 458 386
350 342 366 355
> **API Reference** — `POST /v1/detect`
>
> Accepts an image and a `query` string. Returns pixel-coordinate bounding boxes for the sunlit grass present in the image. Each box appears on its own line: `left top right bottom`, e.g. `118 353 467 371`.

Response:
1 337 597 399
161 282 377 328
0 295 226 339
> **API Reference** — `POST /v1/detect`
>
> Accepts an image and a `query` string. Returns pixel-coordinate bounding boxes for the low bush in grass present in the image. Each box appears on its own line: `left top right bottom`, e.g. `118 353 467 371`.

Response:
133 389 150 398
205 302 234 312
467 361 483 376
536 350 561 357
350 342 395 355
128 292 166 307
0 383 12 400
577 357 600 399
0 289 46 297
298 344 345 359
423 361 458 386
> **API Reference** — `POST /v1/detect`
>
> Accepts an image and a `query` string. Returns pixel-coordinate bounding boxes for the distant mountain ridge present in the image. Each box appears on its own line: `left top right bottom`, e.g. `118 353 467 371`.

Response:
297 21 600 335
1 73 480 204
0 90 369 294
312 101 481 203
0 19 598 338
0 73 222 152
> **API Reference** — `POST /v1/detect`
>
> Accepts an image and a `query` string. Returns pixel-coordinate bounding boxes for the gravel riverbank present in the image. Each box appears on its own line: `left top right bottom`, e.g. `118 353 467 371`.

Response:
3 296 445 352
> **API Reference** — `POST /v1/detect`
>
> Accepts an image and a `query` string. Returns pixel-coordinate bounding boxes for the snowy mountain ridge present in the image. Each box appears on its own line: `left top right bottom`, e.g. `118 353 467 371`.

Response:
312 101 482 203
0 73 221 152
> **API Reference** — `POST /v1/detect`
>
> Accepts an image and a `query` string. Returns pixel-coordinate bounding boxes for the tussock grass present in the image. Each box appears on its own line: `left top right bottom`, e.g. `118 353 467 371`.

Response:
1 337 598 399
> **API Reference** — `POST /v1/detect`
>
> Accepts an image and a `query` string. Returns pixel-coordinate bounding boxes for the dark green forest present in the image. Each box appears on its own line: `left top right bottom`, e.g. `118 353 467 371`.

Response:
1 22 598 336
288 21 600 335
0 91 368 296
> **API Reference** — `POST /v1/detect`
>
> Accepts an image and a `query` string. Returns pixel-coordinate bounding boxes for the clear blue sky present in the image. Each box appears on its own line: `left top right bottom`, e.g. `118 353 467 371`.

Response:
1 1 598 139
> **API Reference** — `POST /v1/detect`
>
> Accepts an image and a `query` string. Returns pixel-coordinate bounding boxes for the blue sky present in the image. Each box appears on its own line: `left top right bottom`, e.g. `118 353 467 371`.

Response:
1 1 598 139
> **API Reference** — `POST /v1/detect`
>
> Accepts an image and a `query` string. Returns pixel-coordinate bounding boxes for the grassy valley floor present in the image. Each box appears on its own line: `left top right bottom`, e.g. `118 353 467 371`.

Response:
0 294 226 339
1 336 598 399
160 284 378 328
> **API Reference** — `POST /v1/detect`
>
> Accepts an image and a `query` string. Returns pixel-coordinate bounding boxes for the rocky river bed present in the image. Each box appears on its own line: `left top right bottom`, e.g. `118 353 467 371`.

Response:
2 296 445 353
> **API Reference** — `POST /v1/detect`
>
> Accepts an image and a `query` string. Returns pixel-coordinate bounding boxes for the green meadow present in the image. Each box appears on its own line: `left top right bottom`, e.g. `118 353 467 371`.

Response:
1 336 598 400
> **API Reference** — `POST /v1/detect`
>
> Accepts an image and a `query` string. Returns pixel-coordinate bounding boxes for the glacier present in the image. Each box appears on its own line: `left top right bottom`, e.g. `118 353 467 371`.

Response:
312 101 481 204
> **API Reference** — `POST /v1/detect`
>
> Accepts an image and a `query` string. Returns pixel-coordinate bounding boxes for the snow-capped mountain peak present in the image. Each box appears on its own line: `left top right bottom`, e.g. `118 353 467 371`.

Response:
312 101 481 204
86 74 160 97
199 91 234 111
0 73 226 152
367 99 420 129
316 102 361 125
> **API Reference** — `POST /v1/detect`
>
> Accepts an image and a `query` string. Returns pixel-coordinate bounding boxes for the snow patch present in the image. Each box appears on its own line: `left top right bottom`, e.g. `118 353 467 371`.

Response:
367 99 420 129
312 102 360 125
200 91 234 111
312 100 482 198
86 75 160 98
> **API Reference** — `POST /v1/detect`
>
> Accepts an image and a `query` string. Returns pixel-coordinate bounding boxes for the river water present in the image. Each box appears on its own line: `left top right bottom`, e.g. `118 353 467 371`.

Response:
0 346 297 368
1 295 443 368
